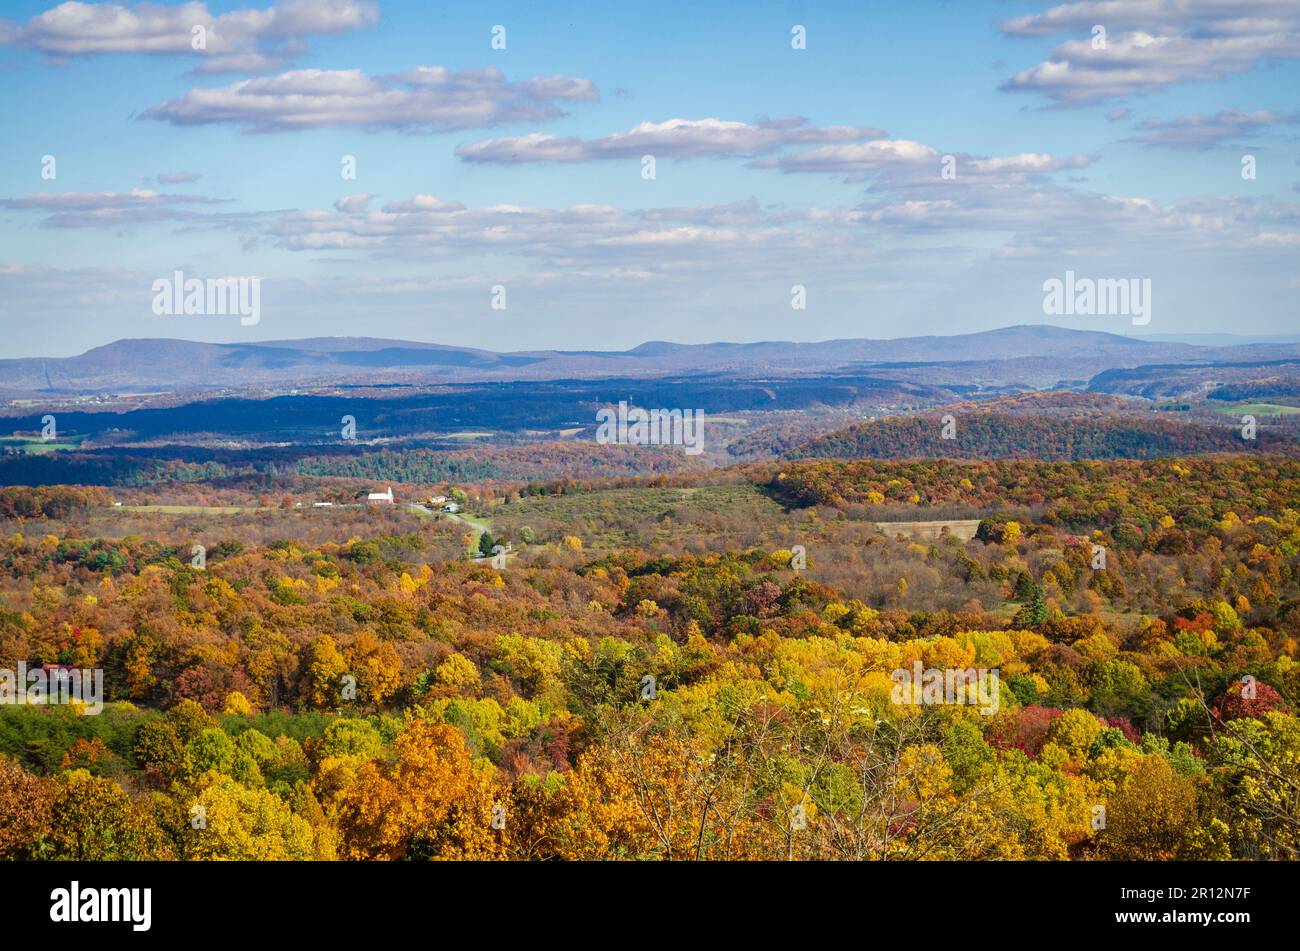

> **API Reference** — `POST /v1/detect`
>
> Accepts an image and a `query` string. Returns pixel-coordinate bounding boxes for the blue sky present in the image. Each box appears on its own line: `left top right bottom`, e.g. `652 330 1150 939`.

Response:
0 0 1297 358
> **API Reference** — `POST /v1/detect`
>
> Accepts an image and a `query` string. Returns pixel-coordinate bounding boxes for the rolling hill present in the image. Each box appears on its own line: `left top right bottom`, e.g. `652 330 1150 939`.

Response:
784 408 1297 461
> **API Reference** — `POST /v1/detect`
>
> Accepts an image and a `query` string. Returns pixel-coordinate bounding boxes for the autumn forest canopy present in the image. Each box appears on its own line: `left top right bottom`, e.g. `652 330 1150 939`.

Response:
1 454 1298 862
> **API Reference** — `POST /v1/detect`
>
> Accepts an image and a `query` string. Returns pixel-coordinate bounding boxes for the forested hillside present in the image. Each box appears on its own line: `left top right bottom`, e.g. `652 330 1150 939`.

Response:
787 413 1295 461
1 457 1297 860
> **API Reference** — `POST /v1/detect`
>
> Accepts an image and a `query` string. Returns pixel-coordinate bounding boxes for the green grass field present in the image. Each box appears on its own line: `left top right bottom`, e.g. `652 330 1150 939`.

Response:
0 436 83 454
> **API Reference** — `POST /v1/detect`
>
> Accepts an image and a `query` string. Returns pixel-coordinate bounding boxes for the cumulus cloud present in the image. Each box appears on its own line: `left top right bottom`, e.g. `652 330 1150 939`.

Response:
1002 1 1300 37
142 65 599 132
458 119 1095 190
0 0 377 71
757 138 936 173
1000 1 1300 105
1127 107 1300 147
760 139 1096 185
455 117 886 163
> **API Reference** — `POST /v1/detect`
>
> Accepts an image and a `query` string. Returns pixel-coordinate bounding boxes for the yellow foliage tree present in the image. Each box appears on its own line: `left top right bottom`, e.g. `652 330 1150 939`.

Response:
335 722 507 861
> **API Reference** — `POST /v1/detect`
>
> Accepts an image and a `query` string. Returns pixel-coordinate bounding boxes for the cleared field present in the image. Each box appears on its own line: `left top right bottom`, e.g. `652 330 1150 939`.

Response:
0 437 82 455
1216 402 1300 416
873 518 982 541
118 505 261 514
491 483 787 550
450 511 492 532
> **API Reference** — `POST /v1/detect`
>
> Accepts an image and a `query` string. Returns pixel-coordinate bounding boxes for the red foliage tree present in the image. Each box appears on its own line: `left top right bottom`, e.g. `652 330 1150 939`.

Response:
1212 679 1288 724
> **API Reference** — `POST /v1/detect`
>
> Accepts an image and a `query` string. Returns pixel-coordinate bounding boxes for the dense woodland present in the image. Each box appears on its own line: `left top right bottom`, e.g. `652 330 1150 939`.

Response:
788 413 1296 461
0 441 707 488
1 454 1298 860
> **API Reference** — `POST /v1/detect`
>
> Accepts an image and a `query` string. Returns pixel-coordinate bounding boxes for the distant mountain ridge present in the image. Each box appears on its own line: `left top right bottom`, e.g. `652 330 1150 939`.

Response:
3 325 1298 397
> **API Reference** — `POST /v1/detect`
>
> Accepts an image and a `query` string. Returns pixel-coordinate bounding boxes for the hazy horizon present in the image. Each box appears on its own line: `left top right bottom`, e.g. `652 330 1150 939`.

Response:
9 321 1300 362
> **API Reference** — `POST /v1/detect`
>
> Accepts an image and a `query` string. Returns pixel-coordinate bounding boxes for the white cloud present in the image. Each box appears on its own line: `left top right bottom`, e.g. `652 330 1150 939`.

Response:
1128 107 1300 147
1003 1 1300 37
1000 1 1300 104
0 0 377 71
260 185 1300 271
333 193 374 213
762 139 1096 184
0 187 243 228
143 66 599 132
459 120 1096 189
758 138 938 175
455 117 885 163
